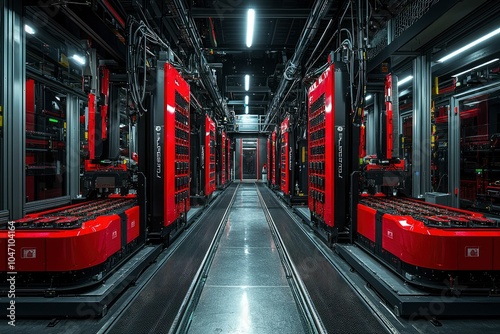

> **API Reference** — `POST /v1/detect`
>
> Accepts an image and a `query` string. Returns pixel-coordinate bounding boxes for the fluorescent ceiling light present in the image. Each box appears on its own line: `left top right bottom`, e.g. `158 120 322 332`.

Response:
397 75 413 86
72 54 86 65
365 94 372 101
245 106 249 114
244 74 250 91
438 27 500 63
24 24 35 35
246 9 255 47
245 95 249 105
451 58 499 77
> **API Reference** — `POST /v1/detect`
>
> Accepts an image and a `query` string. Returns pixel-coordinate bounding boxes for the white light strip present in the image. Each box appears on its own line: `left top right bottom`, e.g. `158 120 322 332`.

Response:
245 74 250 91
365 94 372 101
72 54 86 65
451 58 499 77
246 9 255 47
245 95 249 105
24 24 35 35
245 106 249 114
397 75 413 86
438 27 500 63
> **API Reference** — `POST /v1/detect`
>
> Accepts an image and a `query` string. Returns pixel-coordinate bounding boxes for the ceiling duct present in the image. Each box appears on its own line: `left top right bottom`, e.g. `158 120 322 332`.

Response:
169 0 232 122
263 0 334 131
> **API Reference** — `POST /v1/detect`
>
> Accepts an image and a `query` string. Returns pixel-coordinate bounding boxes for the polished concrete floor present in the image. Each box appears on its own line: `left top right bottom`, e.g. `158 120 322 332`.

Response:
188 185 304 333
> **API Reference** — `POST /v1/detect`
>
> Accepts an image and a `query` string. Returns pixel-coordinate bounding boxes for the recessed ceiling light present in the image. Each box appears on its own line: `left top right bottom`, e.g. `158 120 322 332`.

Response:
245 106 249 114
72 54 86 65
397 75 413 86
245 95 249 105
245 74 250 91
246 9 255 48
24 24 35 35
451 58 499 77
437 27 500 63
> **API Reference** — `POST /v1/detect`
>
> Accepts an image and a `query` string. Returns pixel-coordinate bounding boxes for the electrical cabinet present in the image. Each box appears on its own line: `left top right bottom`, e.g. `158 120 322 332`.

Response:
308 62 349 229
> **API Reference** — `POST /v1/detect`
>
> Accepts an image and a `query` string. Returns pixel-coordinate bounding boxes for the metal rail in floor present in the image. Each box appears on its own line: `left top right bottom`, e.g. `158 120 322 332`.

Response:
257 184 391 334
103 184 239 334
185 183 307 333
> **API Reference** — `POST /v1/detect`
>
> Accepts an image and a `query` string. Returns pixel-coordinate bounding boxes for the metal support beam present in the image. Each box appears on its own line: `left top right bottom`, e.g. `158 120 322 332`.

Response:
367 0 462 72
263 0 334 131
1 0 25 220
190 8 332 19
170 0 231 122
449 97 460 208
226 86 271 93
228 100 269 106
412 55 431 198
67 95 80 199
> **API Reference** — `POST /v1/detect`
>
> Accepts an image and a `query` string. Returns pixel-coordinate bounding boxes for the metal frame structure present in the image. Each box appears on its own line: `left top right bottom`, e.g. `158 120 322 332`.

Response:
412 55 432 198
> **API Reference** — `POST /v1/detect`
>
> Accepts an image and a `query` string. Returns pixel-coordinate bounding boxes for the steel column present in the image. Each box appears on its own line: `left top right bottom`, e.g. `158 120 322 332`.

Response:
449 97 460 207
67 95 80 199
1 0 25 220
412 55 431 198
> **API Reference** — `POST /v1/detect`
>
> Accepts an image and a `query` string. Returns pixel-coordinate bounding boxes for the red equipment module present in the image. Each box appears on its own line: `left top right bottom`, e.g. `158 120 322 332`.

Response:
205 115 216 196
280 117 291 194
308 62 349 231
0 197 140 289
357 196 500 291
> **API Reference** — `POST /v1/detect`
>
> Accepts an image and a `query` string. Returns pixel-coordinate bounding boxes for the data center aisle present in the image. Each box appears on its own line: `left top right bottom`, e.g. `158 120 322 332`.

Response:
187 183 305 333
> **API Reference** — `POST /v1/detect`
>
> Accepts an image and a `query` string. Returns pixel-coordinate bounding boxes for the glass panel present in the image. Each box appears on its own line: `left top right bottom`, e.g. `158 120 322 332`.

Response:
432 102 450 193
25 79 67 201
25 16 84 92
459 90 500 210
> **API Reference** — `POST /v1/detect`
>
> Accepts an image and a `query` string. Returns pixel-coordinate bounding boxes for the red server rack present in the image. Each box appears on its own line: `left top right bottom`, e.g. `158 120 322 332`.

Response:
166 64 191 225
280 117 290 195
226 137 231 182
271 130 277 186
205 115 216 196
141 61 190 236
308 62 349 230
221 131 227 186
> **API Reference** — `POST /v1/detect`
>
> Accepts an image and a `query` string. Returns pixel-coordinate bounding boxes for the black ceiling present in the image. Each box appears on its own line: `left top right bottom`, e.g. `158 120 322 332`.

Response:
23 0 500 121
190 0 336 116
